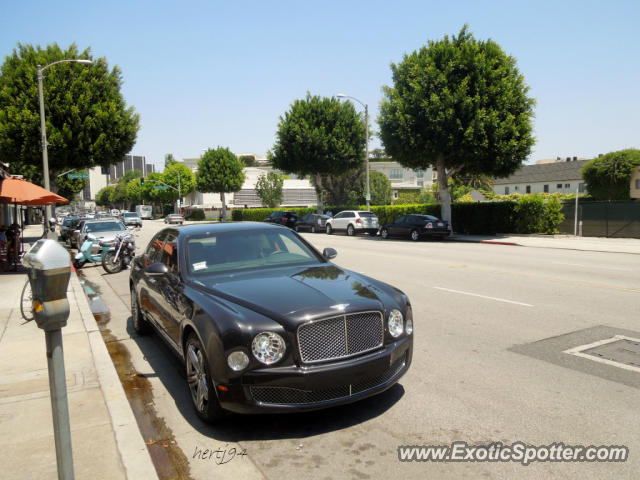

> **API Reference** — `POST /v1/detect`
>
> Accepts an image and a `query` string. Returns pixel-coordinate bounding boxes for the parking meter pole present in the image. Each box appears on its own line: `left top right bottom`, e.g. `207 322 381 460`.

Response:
46 329 75 480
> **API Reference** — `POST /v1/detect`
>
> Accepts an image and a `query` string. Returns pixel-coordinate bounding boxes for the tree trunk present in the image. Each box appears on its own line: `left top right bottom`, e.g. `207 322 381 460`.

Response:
221 191 226 222
315 174 323 214
436 157 452 226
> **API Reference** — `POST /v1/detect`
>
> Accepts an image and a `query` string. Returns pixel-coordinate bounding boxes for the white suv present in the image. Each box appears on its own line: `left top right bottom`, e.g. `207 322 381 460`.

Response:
325 210 379 236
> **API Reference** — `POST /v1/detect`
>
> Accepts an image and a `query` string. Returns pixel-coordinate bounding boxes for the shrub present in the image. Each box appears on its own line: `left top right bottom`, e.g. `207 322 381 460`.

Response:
451 201 517 234
541 197 564 234
514 196 545 233
187 208 205 221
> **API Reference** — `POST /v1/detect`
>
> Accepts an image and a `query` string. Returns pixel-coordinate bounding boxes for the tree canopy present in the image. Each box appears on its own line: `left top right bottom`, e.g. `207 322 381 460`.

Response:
378 25 535 223
581 149 640 200
56 169 88 201
196 147 245 221
0 42 139 189
255 171 284 208
270 93 366 211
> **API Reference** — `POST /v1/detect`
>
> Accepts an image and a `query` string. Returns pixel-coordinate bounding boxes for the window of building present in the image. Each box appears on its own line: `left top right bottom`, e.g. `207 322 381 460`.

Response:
514 186 519 191
565 183 570 188
417 181 424 187
393 190 398 199
579 183 586 193
390 169 403 180
504 187 509 194
557 184 563 189
416 170 424 179
544 184 549 193
635 179 640 189
526 185 531 194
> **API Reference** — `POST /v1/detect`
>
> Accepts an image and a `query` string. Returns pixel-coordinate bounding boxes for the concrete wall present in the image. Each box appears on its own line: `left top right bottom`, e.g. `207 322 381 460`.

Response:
493 180 586 195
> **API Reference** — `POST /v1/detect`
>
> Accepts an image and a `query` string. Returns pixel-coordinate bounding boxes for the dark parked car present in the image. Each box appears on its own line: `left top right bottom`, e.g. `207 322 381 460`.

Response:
60 216 80 243
380 214 451 241
294 213 330 233
264 210 298 229
130 222 413 422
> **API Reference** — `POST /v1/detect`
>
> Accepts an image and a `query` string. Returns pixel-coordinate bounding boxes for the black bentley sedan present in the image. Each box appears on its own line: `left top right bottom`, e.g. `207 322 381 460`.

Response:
380 214 451 241
130 222 413 422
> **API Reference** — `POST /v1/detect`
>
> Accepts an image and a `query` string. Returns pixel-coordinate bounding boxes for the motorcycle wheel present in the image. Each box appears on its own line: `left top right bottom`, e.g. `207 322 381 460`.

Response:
102 251 123 274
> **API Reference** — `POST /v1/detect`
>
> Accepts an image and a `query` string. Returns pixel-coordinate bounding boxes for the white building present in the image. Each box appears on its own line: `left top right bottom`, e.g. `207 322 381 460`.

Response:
369 161 433 200
493 158 589 195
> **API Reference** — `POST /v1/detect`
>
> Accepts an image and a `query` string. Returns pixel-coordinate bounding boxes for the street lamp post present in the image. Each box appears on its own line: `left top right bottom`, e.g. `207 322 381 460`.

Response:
337 93 370 211
37 59 92 237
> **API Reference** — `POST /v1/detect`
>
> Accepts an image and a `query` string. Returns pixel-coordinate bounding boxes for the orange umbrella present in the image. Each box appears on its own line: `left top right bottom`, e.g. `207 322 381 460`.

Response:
0 177 68 205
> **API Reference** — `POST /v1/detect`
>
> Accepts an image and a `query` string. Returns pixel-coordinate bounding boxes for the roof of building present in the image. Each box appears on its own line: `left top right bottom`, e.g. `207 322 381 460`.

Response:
493 160 590 185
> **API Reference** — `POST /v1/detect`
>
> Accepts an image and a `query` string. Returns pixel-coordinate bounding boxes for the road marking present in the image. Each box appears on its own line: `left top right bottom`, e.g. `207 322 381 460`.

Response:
564 335 640 374
550 261 632 272
433 287 534 307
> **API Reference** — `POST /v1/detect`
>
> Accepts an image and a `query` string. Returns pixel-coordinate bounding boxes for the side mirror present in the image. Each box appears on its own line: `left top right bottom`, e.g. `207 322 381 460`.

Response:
145 262 168 276
322 248 337 260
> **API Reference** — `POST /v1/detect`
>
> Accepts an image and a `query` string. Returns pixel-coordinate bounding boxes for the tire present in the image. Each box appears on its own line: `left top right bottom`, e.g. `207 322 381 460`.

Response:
311 225 316 233
102 251 123 274
130 286 150 335
185 333 225 423
347 224 355 236
294 225 299 232
410 229 420 242
381 228 389 239
20 280 34 322
73 259 85 269
326 224 333 235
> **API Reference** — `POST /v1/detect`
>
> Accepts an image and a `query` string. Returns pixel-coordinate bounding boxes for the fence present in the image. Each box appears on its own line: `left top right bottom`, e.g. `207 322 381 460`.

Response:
558 201 640 238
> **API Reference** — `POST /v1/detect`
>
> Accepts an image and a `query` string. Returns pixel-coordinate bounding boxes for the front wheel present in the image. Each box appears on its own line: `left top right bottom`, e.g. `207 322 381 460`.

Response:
185 333 225 423
20 280 34 322
311 225 316 233
381 228 389 239
130 286 150 335
347 224 355 236
410 229 420 242
102 251 123 274
326 224 333 235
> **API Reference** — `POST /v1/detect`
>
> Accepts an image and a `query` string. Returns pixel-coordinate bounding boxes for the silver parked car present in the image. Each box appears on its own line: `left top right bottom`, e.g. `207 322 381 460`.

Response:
71 219 128 250
325 210 379 236
121 211 143 227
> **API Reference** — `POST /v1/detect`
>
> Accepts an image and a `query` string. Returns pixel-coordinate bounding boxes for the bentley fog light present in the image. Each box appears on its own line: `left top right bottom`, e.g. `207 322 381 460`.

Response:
252 332 286 365
227 351 249 371
388 309 404 338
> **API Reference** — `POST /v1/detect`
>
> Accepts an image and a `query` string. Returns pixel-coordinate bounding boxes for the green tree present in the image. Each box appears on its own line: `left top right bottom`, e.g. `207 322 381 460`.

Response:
314 168 364 206
581 149 640 200
239 155 256 167
95 186 114 207
0 42 139 189
109 182 128 209
369 171 392 205
270 93 366 212
164 153 176 168
196 147 245 221
163 162 196 211
255 171 284 207
126 178 144 205
56 169 88 201
120 169 142 184
378 25 535 225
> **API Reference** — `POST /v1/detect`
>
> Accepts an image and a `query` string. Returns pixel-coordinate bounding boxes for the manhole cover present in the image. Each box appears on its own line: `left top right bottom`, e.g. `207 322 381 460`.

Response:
564 336 640 373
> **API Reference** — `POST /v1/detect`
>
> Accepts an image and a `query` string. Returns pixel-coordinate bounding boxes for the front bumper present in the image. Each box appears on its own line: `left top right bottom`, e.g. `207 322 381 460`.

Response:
215 335 412 413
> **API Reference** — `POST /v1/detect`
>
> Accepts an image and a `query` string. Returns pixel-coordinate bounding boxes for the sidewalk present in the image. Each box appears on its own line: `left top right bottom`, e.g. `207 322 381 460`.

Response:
449 233 640 255
0 225 158 479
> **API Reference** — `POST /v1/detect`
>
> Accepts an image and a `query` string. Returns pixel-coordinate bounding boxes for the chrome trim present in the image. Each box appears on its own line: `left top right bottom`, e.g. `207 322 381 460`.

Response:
296 310 384 364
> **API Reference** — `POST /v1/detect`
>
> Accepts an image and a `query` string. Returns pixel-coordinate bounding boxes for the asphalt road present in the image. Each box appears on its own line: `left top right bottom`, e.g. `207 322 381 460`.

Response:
79 220 640 480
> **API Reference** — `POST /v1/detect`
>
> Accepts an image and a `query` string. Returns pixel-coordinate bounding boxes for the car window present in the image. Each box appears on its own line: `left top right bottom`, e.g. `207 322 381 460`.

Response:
415 214 439 222
302 214 311 222
157 233 179 274
85 221 126 233
358 211 376 218
186 228 322 276
343 212 355 218
145 232 167 263
395 216 406 224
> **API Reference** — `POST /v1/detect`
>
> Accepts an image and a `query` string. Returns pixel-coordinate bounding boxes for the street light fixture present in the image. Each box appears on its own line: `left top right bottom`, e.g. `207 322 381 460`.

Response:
337 93 370 211
37 59 93 237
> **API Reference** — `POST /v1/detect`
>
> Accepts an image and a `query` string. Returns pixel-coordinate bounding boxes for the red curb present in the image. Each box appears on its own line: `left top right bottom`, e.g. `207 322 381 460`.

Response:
479 240 520 246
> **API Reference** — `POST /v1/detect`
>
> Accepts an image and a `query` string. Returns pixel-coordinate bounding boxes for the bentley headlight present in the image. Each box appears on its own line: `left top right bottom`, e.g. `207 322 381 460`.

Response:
227 351 249 371
252 332 286 365
388 309 404 338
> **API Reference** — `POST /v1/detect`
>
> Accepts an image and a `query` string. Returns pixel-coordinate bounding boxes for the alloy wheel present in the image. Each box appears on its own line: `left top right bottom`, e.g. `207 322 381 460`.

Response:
186 343 209 413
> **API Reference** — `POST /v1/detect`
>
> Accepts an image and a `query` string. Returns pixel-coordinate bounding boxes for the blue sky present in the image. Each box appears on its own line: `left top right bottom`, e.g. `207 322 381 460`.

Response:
1 0 638 171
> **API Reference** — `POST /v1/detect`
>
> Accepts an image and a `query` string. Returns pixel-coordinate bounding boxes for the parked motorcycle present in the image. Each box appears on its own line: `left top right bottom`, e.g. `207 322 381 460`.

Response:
74 233 111 269
101 231 137 274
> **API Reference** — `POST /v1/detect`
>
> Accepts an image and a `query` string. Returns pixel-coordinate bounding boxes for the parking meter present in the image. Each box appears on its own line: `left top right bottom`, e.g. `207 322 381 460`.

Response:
22 239 71 330
21 238 74 479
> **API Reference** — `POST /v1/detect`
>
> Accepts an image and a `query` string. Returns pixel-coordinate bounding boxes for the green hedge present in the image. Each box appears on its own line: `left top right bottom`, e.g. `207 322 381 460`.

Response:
231 199 563 235
186 208 206 221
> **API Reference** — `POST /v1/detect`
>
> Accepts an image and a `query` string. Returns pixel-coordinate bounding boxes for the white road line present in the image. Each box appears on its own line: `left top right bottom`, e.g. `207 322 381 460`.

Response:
550 261 633 272
433 286 534 307
564 335 640 374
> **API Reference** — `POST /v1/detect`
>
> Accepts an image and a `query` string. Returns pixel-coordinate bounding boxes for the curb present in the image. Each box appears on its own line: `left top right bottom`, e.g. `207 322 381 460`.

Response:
447 237 520 247
69 272 159 480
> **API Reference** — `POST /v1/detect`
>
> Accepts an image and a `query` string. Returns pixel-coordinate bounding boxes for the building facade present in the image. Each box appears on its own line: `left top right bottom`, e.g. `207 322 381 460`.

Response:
83 154 153 201
369 161 433 199
493 159 589 195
